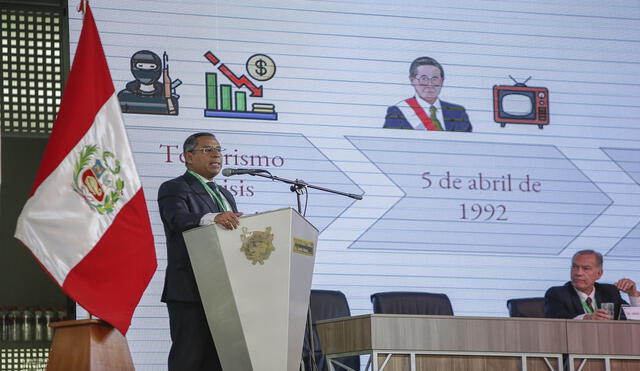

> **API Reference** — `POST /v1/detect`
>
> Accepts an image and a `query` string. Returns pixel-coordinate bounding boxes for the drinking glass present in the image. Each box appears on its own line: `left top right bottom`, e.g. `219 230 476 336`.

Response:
601 302 614 318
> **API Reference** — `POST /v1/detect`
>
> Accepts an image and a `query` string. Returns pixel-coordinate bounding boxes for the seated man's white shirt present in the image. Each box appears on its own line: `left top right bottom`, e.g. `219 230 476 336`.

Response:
572 286 640 319
573 288 596 320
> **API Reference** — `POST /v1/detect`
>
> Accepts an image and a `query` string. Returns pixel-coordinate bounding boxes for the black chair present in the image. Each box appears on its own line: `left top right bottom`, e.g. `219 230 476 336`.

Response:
506 297 545 318
302 290 359 371
370 291 454 315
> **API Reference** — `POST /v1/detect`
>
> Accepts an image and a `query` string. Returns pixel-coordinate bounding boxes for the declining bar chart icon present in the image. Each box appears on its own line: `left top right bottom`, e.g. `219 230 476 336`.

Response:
204 51 278 120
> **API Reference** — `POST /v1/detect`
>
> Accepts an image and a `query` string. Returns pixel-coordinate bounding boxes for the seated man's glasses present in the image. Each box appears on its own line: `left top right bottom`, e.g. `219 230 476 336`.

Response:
191 146 224 154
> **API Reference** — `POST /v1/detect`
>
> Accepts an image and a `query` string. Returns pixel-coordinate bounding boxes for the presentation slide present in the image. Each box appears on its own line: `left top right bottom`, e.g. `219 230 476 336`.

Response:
69 1 640 368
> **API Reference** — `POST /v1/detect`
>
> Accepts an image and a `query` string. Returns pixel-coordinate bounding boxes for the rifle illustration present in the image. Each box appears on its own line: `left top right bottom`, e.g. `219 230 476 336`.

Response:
163 52 182 115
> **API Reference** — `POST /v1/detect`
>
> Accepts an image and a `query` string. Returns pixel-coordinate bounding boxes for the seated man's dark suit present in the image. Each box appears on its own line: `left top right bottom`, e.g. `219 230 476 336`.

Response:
384 99 472 132
544 281 627 319
158 171 238 371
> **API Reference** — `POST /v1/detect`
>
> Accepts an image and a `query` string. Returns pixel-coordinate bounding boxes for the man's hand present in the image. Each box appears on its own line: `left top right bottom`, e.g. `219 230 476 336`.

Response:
214 211 244 230
584 309 612 320
614 278 640 297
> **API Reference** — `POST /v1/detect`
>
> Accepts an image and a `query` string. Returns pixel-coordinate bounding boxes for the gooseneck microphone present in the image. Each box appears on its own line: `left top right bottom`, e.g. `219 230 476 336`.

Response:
222 168 269 176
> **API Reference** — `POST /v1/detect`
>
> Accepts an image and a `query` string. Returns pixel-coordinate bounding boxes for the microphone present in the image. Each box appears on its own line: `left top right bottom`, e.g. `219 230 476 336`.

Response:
222 168 268 177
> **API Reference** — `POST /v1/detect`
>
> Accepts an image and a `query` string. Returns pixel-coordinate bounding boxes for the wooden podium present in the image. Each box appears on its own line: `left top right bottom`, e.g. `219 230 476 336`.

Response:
46 319 134 371
183 208 318 371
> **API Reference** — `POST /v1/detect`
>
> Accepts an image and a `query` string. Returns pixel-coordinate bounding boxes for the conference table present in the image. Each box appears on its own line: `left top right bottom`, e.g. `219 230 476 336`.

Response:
315 314 640 371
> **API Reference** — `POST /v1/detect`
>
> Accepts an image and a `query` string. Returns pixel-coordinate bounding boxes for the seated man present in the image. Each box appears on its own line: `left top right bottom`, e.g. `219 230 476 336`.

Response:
544 249 640 320
384 56 472 132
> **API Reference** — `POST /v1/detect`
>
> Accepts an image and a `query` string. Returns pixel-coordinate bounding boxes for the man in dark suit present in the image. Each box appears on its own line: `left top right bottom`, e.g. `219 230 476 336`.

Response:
383 56 472 132
158 132 243 371
544 249 639 320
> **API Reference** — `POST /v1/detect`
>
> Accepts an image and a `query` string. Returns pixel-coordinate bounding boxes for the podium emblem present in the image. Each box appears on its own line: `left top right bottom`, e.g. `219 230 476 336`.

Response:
240 226 275 265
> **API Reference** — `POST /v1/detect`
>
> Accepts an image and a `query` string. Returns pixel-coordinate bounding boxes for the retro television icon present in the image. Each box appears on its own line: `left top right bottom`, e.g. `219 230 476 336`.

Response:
493 76 549 129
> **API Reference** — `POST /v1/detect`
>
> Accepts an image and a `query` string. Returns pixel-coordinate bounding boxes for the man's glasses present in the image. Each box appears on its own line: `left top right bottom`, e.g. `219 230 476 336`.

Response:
413 75 442 86
191 146 224 154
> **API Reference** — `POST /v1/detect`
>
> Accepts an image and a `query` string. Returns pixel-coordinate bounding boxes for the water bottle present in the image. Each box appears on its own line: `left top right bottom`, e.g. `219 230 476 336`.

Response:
44 310 55 341
0 308 7 341
57 309 67 323
9 309 20 341
22 309 33 341
34 310 44 341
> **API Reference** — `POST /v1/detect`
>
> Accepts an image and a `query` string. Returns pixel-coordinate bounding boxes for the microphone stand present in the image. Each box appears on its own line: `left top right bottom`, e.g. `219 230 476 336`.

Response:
243 171 362 371
245 171 362 214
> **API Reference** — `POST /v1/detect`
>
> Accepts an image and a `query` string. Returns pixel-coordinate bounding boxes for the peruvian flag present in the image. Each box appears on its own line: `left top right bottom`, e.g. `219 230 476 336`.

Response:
14 5 156 335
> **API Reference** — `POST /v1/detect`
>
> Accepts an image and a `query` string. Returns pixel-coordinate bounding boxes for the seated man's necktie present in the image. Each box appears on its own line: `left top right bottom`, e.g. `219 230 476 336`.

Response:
585 297 595 313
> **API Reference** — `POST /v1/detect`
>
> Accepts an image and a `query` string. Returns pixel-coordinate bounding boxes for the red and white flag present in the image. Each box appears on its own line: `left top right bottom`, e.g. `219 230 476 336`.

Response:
14 5 156 335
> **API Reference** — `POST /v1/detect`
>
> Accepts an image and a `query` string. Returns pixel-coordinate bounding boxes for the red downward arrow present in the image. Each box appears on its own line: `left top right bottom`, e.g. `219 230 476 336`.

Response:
204 51 263 97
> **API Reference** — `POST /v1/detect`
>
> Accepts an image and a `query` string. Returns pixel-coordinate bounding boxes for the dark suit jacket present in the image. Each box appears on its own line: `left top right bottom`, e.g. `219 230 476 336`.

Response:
158 171 238 303
544 281 627 319
383 99 472 132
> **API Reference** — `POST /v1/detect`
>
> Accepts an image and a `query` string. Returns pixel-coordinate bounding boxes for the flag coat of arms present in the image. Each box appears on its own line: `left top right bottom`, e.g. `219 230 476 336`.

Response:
14 5 156 335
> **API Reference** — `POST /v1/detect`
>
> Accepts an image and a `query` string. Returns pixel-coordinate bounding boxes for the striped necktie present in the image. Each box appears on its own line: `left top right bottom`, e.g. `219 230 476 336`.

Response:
585 297 595 313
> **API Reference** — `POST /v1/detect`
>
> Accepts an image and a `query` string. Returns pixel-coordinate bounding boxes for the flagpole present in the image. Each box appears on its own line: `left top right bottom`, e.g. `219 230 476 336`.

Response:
77 0 99 325
15 0 156 336
77 0 88 15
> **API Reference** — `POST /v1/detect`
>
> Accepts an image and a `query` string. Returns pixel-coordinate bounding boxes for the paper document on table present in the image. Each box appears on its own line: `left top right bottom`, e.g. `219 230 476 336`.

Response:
622 306 640 320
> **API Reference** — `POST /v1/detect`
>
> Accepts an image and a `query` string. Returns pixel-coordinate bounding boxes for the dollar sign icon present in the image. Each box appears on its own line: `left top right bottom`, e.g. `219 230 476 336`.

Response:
246 54 276 82
255 59 268 76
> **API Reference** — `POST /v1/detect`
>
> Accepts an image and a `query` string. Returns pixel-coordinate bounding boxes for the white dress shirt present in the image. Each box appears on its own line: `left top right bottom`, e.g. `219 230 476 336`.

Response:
187 171 232 225
573 286 640 319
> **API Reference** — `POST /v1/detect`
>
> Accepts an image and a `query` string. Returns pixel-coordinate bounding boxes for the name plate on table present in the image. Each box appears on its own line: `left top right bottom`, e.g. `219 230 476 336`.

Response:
622 306 640 320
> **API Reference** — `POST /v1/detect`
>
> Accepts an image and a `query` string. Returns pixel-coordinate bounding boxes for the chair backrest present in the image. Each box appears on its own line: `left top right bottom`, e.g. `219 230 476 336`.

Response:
506 297 545 318
303 289 359 371
309 289 351 322
370 291 454 315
